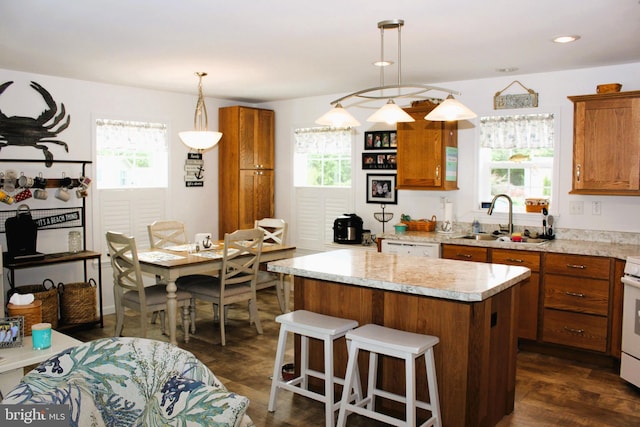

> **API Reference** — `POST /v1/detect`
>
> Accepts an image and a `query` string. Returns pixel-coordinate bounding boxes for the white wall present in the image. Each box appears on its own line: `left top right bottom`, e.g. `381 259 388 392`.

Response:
261 63 640 243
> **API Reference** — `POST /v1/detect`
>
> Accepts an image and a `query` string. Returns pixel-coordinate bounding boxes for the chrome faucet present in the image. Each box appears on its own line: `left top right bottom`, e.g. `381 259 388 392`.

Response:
488 194 513 235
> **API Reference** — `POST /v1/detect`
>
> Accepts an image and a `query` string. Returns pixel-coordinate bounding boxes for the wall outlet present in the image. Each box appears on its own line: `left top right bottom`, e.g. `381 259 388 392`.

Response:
569 201 584 215
592 201 601 215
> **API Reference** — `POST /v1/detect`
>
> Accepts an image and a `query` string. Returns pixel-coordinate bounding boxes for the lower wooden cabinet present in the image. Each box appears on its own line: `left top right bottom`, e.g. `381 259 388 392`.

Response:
425 245 621 358
542 253 612 353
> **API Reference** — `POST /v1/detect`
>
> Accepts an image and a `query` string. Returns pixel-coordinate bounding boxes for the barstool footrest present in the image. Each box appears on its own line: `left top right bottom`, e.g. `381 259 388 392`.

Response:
371 388 436 412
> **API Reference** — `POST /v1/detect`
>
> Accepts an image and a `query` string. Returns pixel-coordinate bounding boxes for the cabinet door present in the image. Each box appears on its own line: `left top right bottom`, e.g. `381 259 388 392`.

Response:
239 169 274 230
491 249 541 340
396 103 458 190
239 107 274 170
570 92 640 194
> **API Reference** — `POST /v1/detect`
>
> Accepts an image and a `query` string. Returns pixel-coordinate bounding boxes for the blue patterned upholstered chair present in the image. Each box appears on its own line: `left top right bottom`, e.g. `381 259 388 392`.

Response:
1 337 253 427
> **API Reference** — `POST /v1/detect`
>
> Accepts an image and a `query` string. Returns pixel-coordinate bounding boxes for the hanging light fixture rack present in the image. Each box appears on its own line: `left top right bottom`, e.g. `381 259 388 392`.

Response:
316 19 476 127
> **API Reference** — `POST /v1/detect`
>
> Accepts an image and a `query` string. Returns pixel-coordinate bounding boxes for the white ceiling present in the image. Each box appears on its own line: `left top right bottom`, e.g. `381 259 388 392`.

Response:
1 0 639 103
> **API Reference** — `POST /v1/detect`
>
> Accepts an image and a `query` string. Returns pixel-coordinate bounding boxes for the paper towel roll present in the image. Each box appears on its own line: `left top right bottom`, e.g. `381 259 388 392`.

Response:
444 202 453 223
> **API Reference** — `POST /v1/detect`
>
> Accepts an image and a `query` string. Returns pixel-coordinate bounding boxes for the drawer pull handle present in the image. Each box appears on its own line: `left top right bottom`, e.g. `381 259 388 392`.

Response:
565 291 585 298
566 264 586 269
457 253 472 259
506 258 524 263
563 326 585 335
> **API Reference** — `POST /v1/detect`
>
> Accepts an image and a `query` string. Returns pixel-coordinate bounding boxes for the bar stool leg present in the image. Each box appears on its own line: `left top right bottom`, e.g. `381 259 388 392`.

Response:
425 347 441 426
406 353 416 427
301 335 309 390
336 342 360 427
268 326 289 412
367 351 377 411
325 337 335 427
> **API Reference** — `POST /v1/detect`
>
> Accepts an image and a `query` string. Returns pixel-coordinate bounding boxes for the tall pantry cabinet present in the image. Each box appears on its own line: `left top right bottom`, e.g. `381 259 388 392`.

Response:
218 106 275 236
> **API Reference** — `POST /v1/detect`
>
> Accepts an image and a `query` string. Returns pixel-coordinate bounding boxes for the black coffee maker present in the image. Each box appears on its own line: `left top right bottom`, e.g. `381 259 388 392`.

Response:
333 213 363 244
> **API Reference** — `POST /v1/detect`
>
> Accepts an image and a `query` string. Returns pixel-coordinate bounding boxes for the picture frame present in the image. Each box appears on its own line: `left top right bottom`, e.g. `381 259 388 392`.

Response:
366 174 397 204
0 316 24 348
364 131 397 150
362 153 397 169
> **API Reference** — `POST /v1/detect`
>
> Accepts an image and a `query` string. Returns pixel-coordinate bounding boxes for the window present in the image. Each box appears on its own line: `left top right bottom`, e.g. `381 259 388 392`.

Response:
479 113 555 213
293 127 352 187
95 119 169 189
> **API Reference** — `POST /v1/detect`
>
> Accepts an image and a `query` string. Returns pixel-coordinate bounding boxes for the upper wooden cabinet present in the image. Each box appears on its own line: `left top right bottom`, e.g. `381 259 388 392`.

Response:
569 91 640 195
396 102 459 190
218 106 275 236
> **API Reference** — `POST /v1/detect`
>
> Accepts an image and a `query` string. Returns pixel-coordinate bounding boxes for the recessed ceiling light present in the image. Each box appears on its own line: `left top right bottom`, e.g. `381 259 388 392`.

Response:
553 35 581 44
373 60 394 67
497 67 519 73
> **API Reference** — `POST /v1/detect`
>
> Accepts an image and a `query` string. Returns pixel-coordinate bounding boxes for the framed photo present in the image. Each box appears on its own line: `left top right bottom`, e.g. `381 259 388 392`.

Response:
364 131 397 150
0 316 24 348
366 174 397 204
362 153 397 169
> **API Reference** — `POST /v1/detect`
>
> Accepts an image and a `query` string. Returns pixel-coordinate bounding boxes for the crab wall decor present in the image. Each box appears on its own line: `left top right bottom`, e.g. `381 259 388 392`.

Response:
0 81 71 166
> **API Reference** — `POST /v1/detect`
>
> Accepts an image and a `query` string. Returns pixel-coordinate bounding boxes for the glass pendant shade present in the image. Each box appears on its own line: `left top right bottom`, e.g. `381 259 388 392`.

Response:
425 94 477 121
180 72 222 151
366 99 415 124
179 130 223 150
315 103 361 127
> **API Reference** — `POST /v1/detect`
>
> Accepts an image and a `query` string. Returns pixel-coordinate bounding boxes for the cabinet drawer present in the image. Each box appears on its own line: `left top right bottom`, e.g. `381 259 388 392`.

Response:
544 274 609 316
542 308 607 352
491 249 540 272
441 244 488 262
544 253 611 279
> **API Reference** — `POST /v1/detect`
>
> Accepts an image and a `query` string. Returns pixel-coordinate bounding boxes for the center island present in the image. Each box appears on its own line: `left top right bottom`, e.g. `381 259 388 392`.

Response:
267 249 531 427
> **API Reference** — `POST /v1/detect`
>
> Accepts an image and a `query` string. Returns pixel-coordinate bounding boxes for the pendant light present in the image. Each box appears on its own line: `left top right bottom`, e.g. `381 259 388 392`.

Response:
425 94 478 121
315 20 476 127
179 72 223 151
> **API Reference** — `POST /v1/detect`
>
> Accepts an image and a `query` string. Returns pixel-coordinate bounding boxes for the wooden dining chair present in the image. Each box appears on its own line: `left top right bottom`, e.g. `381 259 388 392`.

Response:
147 220 217 333
106 231 193 342
254 218 288 312
175 228 264 346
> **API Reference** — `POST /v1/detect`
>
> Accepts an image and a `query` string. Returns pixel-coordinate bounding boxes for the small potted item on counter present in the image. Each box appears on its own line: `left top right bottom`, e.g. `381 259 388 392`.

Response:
393 223 408 235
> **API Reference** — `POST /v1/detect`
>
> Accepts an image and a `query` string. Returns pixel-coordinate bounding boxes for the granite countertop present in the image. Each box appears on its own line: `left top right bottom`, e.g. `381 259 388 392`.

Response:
380 231 640 260
268 249 530 302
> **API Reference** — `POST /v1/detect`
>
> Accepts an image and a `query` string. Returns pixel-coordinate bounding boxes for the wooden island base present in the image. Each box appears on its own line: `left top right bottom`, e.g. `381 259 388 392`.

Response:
294 277 520 427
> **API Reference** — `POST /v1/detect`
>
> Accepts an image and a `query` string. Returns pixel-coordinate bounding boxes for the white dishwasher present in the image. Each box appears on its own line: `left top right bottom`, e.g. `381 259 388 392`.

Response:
380 239 440 258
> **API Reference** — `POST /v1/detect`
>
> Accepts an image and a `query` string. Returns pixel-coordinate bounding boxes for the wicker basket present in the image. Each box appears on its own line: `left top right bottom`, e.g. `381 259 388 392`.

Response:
403 215 437 232
525 198 549 213
7 279 58 328
59 279 98 325
7 300 42 336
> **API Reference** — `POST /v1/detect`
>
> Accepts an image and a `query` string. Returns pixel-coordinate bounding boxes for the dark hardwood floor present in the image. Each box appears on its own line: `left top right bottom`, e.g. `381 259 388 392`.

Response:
68 288 640 426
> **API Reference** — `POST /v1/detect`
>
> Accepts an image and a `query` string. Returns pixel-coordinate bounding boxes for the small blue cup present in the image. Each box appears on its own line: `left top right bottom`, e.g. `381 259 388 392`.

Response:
32 323 52 350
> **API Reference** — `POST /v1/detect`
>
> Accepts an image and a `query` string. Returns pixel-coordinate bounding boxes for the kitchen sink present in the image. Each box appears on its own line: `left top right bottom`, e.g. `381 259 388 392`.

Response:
461 234 497 241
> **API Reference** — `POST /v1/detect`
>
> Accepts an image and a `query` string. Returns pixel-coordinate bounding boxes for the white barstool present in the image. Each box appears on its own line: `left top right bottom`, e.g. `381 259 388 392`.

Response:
268 310 360 427
336 324 441 427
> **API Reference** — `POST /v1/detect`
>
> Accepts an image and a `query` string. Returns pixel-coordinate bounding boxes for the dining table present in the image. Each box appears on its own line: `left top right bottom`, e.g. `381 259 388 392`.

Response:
137 241 296 345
